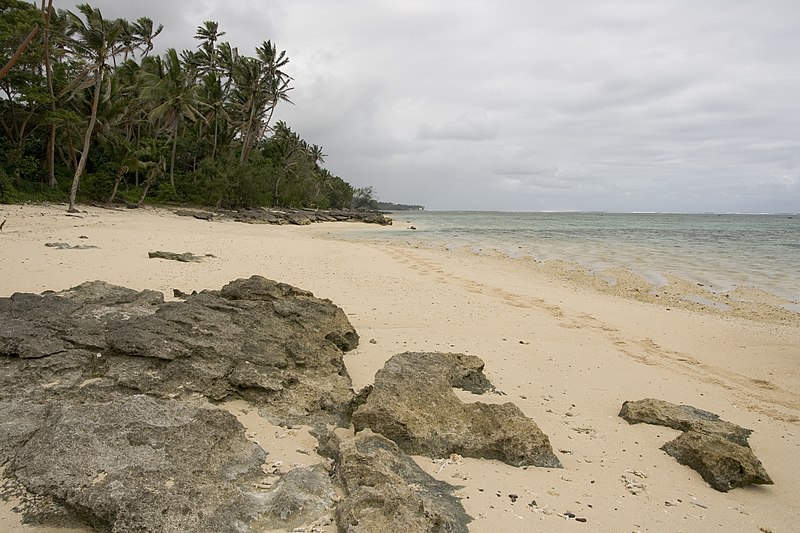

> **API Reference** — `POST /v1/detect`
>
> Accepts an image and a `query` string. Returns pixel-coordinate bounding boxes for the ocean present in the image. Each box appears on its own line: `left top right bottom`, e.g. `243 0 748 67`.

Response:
341 211 800 304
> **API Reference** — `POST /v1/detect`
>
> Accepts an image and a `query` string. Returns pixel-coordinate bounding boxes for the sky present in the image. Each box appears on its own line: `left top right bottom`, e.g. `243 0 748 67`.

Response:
65 0 800 212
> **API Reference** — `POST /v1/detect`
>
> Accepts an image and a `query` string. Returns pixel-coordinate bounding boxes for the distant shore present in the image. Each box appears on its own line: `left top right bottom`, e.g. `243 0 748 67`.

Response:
1 203 798 533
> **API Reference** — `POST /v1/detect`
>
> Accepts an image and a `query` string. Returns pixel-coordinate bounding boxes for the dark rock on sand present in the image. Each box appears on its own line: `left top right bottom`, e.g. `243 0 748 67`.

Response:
0 276 364 531
619 398 752 446
6 395 267 532
352 352 561 468
661 430 773 492
0 276 359 426
230 207 392 226
147 250 207 262
619 398 772 491
321 428 471 533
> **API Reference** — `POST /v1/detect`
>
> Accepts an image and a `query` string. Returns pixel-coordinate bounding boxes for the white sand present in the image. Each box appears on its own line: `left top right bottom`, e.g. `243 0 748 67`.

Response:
0 203 798 532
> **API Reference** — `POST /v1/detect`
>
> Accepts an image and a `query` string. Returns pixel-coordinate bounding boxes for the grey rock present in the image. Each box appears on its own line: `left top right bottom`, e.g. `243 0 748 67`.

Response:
0 276 358 427
147 250 206 262
323 429 471 533
619 398 772 491
6 395 268 532
352 352 561 468
258 464 335 528
619 398 752 446
660 430 773 492
44 242 99 250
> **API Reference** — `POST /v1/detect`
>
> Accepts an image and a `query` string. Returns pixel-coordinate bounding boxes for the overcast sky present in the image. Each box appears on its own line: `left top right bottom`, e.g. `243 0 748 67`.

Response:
66 0 799 212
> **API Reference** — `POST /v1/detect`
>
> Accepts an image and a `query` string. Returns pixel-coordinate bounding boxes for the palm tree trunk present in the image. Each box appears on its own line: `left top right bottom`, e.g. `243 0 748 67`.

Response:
68 69 103 212
42 0 56 189
169 122 178 188
108 170 124 203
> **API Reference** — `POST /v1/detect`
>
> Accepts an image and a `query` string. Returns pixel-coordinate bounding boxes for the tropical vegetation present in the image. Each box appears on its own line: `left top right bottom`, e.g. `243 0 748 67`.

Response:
0 1 367 211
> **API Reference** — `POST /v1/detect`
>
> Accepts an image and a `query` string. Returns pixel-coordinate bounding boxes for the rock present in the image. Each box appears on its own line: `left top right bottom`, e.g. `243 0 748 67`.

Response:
6 395 268 532
620 398 772 491
258 464 335 529
147 250 206 262
0 276 359 426
661 431 773 492
321 429 471 533
44 242 98 250
174 209 214 221
230 207 392 226
352 352 561 468
619 398 752 446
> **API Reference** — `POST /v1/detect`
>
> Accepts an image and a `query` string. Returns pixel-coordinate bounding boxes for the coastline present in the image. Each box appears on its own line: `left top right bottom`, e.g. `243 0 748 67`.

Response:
1 203 798 532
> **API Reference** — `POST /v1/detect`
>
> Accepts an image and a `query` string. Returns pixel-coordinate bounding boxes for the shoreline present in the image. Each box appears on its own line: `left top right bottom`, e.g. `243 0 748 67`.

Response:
1 203 798 532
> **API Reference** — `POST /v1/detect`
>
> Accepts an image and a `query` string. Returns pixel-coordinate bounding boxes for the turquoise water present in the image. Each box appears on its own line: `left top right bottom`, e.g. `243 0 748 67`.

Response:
349 212 800 302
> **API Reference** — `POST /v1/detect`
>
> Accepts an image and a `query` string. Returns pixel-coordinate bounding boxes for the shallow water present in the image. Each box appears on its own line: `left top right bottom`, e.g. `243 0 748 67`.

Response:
347 211 800 302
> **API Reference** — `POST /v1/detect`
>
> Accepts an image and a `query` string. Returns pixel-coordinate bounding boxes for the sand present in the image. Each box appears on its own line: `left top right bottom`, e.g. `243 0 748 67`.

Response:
0 203 798 533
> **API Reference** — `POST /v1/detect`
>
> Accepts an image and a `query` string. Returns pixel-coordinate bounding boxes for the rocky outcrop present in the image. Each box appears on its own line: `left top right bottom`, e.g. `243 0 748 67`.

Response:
230 207 392 226
0 277 365 530
321 428 471 533
619 398 772 491
352 352 561 468
5 395 267 532
0 276 359 427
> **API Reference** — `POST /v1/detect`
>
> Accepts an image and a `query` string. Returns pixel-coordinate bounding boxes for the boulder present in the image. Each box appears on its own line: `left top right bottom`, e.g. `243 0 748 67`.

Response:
0 276 359 427
352 352 561 468
322 429 471 533
6 395 268 532
619 398 772 491
619 398 752 446
661 430 773 492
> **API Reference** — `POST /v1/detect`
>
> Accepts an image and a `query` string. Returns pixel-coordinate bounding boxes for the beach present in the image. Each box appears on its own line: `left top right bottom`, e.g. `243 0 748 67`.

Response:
1 203 798 532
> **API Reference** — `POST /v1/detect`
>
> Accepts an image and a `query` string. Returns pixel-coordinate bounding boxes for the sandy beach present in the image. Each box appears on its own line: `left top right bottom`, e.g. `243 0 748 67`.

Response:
1 203 798 532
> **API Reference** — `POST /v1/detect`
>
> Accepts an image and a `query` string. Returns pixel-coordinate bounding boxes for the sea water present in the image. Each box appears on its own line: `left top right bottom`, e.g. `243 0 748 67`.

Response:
343 211 800 303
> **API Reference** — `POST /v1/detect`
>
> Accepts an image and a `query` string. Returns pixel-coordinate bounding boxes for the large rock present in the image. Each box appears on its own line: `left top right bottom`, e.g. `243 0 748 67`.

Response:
321 429 471 533
6 395 268 532
619 398 752 446
619 398 772 491
661 431 773 492
0 276 359 426
352 352 561 468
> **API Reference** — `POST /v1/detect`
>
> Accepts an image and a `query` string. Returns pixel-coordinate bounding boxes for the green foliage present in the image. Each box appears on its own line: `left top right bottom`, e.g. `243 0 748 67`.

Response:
0 6 375 211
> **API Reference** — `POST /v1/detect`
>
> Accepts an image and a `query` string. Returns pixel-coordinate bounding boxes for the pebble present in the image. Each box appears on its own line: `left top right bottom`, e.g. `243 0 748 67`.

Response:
508 494 518 503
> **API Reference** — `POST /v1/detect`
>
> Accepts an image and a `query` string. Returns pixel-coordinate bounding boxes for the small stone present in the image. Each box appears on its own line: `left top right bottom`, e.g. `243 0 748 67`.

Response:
508 494 518 502
369 338 377 344
576 517 587 523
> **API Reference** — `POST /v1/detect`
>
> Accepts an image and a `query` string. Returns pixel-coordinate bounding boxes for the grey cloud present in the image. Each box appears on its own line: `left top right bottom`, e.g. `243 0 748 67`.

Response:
71 0 800 212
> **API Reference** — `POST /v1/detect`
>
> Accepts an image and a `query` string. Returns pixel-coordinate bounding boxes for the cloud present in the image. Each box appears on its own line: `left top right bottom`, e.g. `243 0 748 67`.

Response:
69 0 800 212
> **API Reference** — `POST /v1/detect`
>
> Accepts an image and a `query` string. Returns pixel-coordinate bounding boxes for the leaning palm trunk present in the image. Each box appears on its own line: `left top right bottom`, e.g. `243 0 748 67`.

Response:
68 70 103 212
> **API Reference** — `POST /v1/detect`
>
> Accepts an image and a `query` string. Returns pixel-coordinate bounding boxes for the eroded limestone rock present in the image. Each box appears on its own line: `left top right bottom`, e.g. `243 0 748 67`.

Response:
619 398 772 492
6 395 267 532
661 430 773 492
0 276 359 426
352 352 561 468
322 429 471 533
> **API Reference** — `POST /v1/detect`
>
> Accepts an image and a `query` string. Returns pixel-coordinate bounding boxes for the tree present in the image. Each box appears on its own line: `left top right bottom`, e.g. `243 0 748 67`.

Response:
139 49 203 188
352 186 378 210
63 4 134 211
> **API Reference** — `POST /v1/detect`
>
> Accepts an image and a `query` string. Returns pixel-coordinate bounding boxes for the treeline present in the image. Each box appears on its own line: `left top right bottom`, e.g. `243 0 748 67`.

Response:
0 1 362 211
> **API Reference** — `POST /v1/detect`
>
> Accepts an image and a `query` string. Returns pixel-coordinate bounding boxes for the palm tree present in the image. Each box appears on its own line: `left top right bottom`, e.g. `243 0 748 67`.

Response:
139 49 203 187
62 4 131 212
